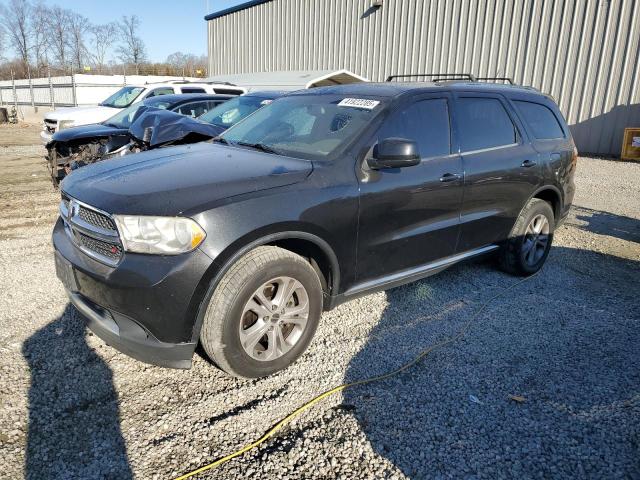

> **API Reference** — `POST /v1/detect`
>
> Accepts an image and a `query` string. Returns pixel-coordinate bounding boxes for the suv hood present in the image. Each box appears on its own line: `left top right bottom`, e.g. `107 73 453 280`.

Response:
61 142 313 216
45 106 120 125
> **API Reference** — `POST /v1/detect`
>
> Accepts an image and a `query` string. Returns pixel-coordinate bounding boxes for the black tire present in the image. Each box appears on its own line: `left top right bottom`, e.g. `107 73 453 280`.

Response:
499 198 555 276
200 246 323 378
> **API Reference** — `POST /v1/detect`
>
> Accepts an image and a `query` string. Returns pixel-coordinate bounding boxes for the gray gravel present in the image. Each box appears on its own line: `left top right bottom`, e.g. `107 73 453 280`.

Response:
0 130 638 480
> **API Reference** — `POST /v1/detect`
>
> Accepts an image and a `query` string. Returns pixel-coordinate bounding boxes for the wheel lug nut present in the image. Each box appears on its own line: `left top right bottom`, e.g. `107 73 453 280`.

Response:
264 316 270 321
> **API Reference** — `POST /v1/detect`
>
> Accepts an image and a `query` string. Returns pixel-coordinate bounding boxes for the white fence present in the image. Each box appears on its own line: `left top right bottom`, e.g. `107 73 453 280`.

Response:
0 74 198 108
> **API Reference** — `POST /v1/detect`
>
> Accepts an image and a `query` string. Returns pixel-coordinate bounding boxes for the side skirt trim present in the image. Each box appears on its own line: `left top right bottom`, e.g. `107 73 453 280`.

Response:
343 244 500 298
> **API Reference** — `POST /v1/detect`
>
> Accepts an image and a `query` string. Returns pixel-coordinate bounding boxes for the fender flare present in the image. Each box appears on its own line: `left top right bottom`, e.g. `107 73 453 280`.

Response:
529 184 563 219
188 230 341 343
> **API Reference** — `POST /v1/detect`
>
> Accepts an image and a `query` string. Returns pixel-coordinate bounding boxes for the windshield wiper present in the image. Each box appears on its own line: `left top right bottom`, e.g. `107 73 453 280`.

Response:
236 141 280 155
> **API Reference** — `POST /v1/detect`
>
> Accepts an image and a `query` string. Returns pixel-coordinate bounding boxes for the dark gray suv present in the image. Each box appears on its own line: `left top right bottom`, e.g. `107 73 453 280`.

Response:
53 82 577 377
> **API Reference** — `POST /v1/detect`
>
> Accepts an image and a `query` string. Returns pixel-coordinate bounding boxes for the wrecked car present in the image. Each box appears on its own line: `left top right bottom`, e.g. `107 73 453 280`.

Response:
123 90 287 152
46 93 233 186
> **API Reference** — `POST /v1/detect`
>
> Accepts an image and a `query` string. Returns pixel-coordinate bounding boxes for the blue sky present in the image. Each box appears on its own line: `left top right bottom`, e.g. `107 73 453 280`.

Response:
1 0 248 62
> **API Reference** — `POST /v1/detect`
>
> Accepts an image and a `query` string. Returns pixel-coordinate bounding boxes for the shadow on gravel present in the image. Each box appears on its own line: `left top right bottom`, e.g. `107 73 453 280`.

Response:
344 246 640 478
23 305 132 480
570 205 640 244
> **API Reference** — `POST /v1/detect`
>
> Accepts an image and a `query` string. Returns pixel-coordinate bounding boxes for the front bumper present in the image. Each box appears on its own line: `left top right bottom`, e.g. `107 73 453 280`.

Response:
67 290 196 368
53 217 213 368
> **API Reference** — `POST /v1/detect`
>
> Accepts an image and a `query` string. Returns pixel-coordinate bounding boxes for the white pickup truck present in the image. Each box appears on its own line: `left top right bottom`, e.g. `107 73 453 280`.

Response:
41 81 245 144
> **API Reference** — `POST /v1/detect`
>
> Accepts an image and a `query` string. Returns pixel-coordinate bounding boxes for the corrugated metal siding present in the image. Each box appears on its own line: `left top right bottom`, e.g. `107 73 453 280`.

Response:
208 0 640 155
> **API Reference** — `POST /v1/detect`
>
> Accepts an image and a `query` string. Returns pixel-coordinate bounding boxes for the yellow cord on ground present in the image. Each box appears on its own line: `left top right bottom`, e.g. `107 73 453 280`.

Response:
174 272 538 480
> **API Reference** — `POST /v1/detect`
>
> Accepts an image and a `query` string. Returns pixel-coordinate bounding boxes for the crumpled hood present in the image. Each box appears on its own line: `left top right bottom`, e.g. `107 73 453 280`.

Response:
128 107 224 147
49 123 127 144
44 105 121 125
61 142 313 217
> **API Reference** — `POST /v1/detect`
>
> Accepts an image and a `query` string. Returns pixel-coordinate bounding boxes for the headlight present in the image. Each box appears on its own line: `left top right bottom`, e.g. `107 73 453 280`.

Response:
58 120 75 130
113 216 206 255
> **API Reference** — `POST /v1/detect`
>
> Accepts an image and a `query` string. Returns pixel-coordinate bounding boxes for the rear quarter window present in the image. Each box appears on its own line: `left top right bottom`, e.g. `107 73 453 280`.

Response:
180 87 206 94
514 100 565 140
456 97 517 152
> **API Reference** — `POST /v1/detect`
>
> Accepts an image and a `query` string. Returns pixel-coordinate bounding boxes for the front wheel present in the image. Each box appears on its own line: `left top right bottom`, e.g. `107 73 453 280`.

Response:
499 198 555 276
200 246 323 378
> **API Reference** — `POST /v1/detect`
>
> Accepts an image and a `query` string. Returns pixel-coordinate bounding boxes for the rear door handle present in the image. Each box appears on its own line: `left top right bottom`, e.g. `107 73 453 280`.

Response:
439 173 462 182
521 159 537 168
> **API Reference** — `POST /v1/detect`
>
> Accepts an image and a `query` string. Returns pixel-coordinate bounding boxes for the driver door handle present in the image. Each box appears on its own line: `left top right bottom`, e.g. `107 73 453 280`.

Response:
521 159 537 168
439 173 462 182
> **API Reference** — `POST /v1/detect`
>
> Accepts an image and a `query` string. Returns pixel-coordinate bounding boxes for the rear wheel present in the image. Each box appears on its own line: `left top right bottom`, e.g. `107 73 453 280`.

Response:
200 246 323 378
499 198 554 276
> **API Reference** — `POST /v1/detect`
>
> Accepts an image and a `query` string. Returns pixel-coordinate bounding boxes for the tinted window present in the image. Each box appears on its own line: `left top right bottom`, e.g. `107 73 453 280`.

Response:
213 88 244 95
172 101 213 117
180 87 206 94
378 98 450 158
456 98 516 151
514 100 565 139
146 87 174 98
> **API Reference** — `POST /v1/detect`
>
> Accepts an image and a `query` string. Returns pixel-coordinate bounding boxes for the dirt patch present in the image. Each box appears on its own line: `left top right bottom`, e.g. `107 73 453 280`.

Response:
0 123 42 146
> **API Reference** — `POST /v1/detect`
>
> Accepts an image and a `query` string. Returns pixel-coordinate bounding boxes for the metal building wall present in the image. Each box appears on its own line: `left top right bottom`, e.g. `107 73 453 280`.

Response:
208 0 640 155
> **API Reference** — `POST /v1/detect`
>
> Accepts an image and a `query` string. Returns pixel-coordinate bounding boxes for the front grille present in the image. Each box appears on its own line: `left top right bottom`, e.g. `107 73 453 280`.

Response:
78 206 117 231
60 192 123 266
77 232 122 261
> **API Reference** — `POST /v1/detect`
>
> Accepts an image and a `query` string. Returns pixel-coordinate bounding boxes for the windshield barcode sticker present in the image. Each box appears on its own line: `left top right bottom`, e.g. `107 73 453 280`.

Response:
338 98 380 110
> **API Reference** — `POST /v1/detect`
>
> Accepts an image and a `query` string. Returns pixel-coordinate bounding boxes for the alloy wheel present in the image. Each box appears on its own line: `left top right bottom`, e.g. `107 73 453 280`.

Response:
522 214 550 266
239 276 310 361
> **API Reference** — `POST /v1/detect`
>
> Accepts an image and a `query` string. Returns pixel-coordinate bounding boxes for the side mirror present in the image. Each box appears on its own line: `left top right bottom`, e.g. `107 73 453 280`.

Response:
368 137 420 169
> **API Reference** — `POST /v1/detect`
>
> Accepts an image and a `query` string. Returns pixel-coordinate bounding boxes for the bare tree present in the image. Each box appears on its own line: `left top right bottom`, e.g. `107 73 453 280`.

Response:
68 12 90 70
31 2 50 71
47 6 72 68
116 15 147 74
0 0 32 67
0 24 5 62
89 23 117 71
166 52 208 76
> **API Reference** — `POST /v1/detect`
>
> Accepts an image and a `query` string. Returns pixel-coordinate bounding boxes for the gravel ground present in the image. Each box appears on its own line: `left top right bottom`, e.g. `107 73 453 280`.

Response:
0 123 638 479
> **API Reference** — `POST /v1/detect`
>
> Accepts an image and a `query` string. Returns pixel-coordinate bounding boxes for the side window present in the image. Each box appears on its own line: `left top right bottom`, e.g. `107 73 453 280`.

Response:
378 98 451 158
180 87 206 94
172 101 211 118
207 100 224 110
514 100 565 139
213 88 244 95
456 97 517 152
146 87 174 98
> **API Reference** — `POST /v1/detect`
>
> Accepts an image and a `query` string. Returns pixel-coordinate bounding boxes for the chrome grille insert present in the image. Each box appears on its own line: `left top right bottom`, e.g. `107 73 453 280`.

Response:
60 192 123 266
78 206 117 231
77 232 122 261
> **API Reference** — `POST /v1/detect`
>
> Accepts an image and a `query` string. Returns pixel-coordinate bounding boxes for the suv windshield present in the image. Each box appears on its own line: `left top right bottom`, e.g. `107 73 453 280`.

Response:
100 86 145 108
103 100 171 129
221 95 384 160
199 95 273 128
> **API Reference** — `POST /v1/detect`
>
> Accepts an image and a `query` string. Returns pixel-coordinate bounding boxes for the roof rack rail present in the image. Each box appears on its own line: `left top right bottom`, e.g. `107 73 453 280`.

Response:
476 77 513 84
386 73 514 84
386 73 476 82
